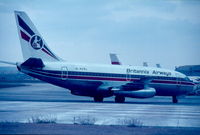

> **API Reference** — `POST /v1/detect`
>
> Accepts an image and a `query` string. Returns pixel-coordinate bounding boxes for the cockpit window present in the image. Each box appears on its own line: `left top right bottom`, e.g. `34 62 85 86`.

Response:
184 77 191 81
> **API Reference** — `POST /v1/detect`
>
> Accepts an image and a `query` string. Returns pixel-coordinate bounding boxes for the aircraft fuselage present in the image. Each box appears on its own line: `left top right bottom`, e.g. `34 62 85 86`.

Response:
18 61 194 98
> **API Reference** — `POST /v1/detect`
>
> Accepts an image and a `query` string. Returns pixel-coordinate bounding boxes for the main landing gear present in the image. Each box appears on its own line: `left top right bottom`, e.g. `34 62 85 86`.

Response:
172 96 178 103
115 96 125 103
94 96 104 102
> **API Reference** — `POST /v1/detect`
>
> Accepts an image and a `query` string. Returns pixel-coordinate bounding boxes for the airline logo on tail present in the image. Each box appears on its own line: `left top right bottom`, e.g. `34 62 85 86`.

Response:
16 15 59 61
30 35 43 50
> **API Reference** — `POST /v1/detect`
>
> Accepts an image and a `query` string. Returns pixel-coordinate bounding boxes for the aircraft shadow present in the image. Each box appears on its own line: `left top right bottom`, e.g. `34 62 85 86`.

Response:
0 99 199 106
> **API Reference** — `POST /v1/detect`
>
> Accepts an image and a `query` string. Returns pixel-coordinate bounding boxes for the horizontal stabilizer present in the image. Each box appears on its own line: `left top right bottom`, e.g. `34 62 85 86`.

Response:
0 60 16 65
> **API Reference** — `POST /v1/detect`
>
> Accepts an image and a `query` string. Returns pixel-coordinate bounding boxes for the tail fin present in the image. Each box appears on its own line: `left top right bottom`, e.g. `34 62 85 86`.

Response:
156 64 161 68
109 53 121 65
14 11 60 61
143 62 148 67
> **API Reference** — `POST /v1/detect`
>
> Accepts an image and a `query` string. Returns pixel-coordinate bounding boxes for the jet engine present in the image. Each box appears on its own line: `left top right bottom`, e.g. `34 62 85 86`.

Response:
113 87 156 98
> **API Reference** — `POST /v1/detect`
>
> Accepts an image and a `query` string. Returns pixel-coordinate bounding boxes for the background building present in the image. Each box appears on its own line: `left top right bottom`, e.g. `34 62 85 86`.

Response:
175 65 200 76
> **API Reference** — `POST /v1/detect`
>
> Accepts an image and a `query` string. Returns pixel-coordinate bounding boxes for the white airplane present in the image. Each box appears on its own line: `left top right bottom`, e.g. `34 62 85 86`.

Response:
156 64 161 68
1 11 196 103
110 53 161 68
143 62 148 67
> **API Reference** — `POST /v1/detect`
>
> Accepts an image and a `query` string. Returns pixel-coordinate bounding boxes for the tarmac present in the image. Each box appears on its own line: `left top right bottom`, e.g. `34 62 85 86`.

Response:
0 83 200 127
1 123 200 135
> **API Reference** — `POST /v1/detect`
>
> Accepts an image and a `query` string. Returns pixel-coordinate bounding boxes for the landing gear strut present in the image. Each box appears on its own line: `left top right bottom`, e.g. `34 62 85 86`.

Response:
94 96 104 102
115 96 125 103
172 96 178 103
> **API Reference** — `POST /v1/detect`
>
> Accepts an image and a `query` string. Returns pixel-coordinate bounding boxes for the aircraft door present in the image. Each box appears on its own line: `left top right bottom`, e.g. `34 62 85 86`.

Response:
176 73 181 89
61 66 68 80
126 69 132 81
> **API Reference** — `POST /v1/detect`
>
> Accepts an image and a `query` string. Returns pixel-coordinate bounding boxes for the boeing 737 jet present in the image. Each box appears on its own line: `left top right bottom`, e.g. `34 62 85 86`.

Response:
1 11 196 103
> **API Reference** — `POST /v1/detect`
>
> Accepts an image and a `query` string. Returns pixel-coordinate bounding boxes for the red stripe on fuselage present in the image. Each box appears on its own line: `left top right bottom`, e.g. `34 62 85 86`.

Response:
68 76 194 85
28 69 195 86
68 75 132 81
152 80 194 85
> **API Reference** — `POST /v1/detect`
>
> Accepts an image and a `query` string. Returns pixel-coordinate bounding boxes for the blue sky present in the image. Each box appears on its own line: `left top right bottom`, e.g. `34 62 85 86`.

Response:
0 0 200 69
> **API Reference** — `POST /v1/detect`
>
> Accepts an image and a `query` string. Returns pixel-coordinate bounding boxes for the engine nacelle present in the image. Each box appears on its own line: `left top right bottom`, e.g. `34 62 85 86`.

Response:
96 85 113 97
113 87 156 98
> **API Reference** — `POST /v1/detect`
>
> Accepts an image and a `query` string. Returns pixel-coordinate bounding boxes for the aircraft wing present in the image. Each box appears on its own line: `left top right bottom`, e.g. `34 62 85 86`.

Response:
107 76 156 99
0 60 16 65
120 77 154 91
136 76 153 87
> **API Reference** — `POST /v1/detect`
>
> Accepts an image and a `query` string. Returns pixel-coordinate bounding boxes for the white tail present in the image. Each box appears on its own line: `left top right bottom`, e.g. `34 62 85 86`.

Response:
14 11 60 61
109 53 121 65
143 62 148 67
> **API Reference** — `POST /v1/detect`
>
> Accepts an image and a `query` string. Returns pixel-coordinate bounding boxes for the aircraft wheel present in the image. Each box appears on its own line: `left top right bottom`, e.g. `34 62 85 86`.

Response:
172 96 178 103
94 96 104 102
115 96 125 103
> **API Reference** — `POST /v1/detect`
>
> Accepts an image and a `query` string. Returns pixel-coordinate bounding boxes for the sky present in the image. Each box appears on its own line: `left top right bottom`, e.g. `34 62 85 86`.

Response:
0 0 200 69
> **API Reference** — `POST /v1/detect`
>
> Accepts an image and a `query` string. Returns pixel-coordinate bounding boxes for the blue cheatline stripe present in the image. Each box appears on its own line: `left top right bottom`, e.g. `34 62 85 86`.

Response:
28 69 195 86
34 69 179 81
43 45 59 60
17 15 35 36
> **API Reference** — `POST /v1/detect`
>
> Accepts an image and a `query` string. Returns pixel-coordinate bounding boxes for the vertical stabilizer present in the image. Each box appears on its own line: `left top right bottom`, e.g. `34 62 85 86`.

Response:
143 62 148 67
14 11 60 61
110 53 121 65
